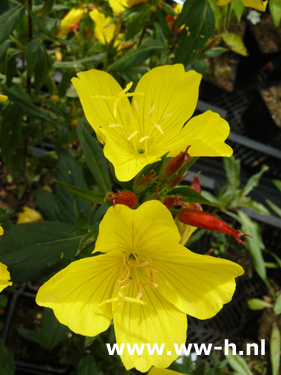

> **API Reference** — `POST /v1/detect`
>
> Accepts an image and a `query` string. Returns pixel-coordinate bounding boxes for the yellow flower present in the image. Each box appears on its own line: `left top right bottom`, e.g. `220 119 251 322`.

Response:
17 206 43 224
0 225 3 236
0 95 8 102
0 262 12 292
36 200 243 372
89 8 122 47
216 0 268 11
108 0 147 15
72 64 232 181
149 368 183 375
58 8 87 39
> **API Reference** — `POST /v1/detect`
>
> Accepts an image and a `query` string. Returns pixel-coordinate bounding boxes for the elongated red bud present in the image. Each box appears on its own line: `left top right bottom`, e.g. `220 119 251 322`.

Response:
105 191 138 208
178 209 252 245
159 146 191 181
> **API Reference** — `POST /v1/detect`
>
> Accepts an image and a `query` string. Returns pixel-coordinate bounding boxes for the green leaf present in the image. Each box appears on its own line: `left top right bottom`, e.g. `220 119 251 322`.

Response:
243 165 269 195
221 32 248 56
53 55 105 69
237 210 268 284
55 150 92 224
125 4 156 39
35 189 62 221
263 248 281 269
1 85 52 122
77 225 99 255
77 355 98 375
204 46 228 57
193 58 209 74
273 179 281 192
0 222 86 282
55 180 108 206
246 200 271 216
269 0 281 26
77 125 111 193
27 8 53 38
273 294 281 315
227 351 254 375
232 0 245 22
160 2 177 16
0 338 15 375
0 103 23 176
223 156 240 192
26 38 42 76
0 40 10 61
167 186 218 206
33 44 53 91
37 0 55 17
266 200 281 217
270 322 280 375
175 0 215 66
108 40 164 72
247 298 273 310
18 308 68 350
0 5 25 44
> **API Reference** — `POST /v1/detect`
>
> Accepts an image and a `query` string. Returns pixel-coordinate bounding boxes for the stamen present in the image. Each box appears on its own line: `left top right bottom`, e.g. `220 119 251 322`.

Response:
159 113 173 123
145 105 156 121
139 135 150 143
153 124 164 134
127 130 139 141
108 123 124 128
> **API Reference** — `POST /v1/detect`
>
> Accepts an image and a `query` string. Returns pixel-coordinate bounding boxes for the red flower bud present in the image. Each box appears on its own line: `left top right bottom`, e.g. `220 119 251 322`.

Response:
189 173 202 210
105 191 138 208
134 171 156 193
159 146 191 181
163 196 186 210
178 209 252 245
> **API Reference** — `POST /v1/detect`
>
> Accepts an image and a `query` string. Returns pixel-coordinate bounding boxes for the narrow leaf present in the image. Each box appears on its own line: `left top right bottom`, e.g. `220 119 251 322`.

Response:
77 125 111 193
247 298 273 310
270 322 280 375
227 351 254 375
0 5 25 44
168 186 219 206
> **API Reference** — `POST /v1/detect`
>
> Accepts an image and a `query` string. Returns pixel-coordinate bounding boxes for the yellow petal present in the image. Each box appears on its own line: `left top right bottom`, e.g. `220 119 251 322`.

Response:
95 200 181 254
0 95 8 102
58 8 86 38
89 9 116 45
149 368 184 375
36 252 122 336
0 262 12 292
71 69 134 143
113 274 187 372
133 65 202 144
167 111 233 157
17 206 43 224
154 245 244 319
0 225 4 236
242 0 268 11
174 217 197 245
108 0 128 14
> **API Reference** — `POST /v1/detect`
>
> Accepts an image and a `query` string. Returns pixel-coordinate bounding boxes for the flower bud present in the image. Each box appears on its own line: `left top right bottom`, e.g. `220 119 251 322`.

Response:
163 196 185 210
134 171 156 193
178 208 251 245
105 191 138 208
159 146 191 181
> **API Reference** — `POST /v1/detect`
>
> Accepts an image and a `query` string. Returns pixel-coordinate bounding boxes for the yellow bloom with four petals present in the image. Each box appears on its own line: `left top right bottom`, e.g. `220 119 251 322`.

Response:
216 0 268 11
36 200 243 372
72 65 233 182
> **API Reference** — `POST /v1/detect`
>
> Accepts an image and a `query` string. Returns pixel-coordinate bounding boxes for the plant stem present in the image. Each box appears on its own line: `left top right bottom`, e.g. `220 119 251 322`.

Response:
26 0 33 96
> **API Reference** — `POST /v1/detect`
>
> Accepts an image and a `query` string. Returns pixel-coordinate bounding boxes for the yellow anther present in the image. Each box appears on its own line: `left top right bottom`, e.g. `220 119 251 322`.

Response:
127 130 139 141
159 113 173 123
108 123 124 128
145 105 156 121
139 135 150 143
153 124 164 134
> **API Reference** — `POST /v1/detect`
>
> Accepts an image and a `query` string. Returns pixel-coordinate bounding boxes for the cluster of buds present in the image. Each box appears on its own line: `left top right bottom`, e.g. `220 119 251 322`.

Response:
105 191 138 209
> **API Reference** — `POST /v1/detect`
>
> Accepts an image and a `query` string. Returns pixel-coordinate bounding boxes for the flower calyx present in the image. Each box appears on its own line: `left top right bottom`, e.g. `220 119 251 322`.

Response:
178 208 252 246
163 195 186 210
105 191 138 208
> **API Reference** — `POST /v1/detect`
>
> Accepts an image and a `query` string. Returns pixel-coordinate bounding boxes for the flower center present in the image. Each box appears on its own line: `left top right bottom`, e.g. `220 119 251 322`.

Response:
97 252 158 311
